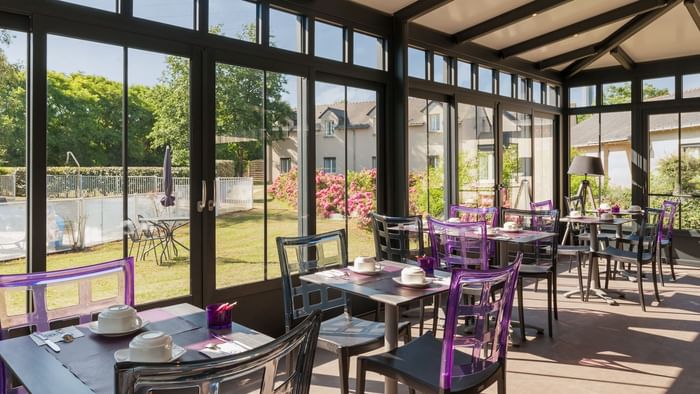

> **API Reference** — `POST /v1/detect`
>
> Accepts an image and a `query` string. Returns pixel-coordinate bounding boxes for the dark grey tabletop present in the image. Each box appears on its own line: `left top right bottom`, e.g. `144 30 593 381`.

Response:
300 261 452 307
0 303 272 394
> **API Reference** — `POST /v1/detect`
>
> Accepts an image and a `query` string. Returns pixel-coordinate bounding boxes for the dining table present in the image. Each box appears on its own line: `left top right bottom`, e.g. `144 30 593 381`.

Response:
300 260 451 394
140 216 190 264
560 216 636 304
0 303 272 394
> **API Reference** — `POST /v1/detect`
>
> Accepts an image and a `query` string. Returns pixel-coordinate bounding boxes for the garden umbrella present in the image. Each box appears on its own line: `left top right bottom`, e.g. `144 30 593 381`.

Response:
160 145 176 207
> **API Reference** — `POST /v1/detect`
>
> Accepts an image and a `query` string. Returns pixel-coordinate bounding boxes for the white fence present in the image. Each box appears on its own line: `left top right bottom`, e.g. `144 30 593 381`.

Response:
0 175 15 197
0 175 254 262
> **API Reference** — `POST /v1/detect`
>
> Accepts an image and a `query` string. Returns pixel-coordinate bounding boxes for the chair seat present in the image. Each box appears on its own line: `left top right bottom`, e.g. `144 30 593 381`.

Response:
360 333 501 393
593 246 652 264
558 245 588 256
519 262 553 275
317 314 410 350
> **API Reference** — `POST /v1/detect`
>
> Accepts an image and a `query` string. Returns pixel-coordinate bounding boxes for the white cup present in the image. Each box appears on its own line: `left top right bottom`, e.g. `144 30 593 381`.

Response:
599 203 611 210
570 210 581 217
503 221 519 230
629 205 642 212
353 256 376 272
128 331 173 362
401 266 426 284
601 212 614 220
98 304 139 332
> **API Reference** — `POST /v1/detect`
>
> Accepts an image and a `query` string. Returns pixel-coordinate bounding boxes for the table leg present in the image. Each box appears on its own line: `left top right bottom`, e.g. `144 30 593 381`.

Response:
384 304 399 394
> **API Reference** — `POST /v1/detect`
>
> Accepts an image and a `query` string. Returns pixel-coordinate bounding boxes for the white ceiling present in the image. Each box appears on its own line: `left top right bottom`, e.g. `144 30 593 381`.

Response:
350 0 700 72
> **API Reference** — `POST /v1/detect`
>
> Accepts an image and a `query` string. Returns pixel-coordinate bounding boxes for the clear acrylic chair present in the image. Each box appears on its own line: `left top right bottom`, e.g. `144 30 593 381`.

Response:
0 257 135 394
115 309 322 394
658 200 679 284
357 253 522 394
448 206 499 263
427 217 489 271
276 230 410 394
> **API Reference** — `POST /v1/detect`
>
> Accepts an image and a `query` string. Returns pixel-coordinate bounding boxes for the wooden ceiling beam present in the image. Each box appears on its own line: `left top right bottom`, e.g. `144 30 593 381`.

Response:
453 0 572 43
499 0 667 58
610 46 636 70
394 0 454 21
562 0 681 77
537 45 597 70
686 0 700 31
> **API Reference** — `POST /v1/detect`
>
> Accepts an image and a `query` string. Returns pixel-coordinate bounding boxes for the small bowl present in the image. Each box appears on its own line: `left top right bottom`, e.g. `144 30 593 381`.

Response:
98 304 139 333
128 331 173 362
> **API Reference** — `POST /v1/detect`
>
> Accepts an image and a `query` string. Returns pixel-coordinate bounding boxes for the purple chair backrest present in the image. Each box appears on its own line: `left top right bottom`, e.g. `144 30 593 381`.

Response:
660 200 679 241
440 253 522 390
428 217 488 270
0 257 135 338
449 205 499 226
530 200 553 211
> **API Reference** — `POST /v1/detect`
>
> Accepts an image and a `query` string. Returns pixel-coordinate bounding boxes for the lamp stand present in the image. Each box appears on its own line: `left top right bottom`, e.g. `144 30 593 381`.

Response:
575 178 597 214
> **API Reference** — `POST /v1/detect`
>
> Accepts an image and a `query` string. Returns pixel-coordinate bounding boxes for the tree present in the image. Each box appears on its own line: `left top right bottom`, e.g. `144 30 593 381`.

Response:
603 81 669 104
0 30 27 167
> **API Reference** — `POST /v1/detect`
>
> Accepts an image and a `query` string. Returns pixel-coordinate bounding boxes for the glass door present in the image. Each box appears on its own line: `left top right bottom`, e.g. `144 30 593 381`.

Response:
457 102 496 208
499 108 533 209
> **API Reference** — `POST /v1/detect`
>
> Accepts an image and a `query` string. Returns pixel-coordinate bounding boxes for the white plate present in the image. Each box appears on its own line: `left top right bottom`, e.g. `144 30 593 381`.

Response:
114 344 186 363
88 317 149 337
392 277 431 288
348 266 382 275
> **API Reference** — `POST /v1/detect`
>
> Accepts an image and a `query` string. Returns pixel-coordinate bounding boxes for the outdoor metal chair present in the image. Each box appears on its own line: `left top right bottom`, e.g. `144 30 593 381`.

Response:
0 258 135 394
592 208 663 311
658 200 679 284
115 309 322 394
357 253 522 394
371 213 424 262
277 230 410 394
501 208 559 338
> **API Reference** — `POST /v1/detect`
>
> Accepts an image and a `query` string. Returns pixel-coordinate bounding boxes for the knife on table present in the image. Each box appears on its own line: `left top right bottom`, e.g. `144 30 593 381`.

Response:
44 339 61 353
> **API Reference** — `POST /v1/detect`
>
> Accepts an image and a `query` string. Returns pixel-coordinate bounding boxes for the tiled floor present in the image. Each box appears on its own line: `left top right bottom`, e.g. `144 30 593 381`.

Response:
308 263 700 393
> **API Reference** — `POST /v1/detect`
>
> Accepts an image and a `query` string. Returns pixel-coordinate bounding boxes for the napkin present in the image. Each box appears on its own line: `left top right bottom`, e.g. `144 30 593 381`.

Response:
199 341 249 358
30 326 85 346
317 269 347 278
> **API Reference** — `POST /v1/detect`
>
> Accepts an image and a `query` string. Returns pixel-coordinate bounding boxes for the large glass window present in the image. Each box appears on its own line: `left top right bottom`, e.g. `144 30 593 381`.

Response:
478 66 493 93
569 85 596 108
269 8 303 53
353 31 383 70
127 48 191 303
534 116 554 202
209 0 258 42
457 61 472 89
408 47 426 79
0 29 28 279
643 76 675 101
133 0 194 29
408 97 447 217
315 20 344 62
602 81 631 105
315 82 377 258
457 103 495 207
501 111 532 209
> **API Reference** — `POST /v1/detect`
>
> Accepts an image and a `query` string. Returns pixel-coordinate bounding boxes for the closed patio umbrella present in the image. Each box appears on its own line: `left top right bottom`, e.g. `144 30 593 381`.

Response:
160 145 176 208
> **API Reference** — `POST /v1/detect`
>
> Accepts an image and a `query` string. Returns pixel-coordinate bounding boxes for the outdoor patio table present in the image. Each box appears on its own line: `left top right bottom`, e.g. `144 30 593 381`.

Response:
140 216 190 264
0 303 272 394
299 260 451 394
560 216 635 304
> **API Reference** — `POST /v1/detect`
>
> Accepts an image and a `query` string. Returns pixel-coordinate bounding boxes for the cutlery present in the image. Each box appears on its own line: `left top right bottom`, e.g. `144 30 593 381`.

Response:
45 339 61 353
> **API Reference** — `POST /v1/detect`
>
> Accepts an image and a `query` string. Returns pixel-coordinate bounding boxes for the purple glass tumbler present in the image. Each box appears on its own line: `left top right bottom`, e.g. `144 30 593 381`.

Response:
417 256 436 277
206 303 233 330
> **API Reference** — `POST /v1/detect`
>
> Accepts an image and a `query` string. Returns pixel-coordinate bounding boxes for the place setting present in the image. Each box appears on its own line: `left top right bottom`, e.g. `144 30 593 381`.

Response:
88 304 149 337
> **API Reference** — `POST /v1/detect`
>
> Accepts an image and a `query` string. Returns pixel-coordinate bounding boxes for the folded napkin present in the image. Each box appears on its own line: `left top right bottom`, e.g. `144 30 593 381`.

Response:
317 269 347 278
199 341 249 358
30 326 85 346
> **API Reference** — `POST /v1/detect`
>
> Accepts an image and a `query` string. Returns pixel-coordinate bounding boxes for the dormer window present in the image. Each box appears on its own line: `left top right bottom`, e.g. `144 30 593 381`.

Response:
429 114 441 132
325 120 335 136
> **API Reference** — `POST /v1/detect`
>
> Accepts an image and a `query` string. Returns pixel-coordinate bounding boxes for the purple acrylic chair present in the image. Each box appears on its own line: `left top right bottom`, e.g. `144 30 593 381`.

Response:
530 200 553 211
428 217 489 271
357 253 522 394
0 257 135 394
448 205 499 262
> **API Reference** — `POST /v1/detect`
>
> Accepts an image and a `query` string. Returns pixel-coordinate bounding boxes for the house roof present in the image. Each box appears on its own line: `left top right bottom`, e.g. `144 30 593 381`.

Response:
571 88 700 147
315 101 376 130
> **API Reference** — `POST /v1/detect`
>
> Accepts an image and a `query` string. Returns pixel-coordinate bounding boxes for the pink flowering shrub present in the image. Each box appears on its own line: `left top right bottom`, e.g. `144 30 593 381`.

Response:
270 167 377 229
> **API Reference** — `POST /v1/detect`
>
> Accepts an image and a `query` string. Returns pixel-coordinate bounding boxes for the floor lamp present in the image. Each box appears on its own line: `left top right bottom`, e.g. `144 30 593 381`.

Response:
568 156 605 214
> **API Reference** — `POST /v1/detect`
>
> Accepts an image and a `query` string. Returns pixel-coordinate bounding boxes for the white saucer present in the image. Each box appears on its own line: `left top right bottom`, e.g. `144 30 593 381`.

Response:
348 266 382 275
88 317 149 337
392 277 431 288
568 215 583 219
500 227 522 233
114 344 186 363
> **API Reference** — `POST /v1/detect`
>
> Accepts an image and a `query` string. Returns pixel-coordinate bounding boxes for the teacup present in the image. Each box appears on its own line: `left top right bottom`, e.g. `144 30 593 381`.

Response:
569 210 581 217
401 266 426 284
629 205 642 212
128 331 173 362
98 304 139 332
600 212 614 220
503 221 519 230
354 256 377 272
599 203 611 210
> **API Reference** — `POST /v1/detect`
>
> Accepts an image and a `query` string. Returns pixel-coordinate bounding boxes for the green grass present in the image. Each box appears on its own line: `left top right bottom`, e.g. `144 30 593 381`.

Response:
0 198 376 310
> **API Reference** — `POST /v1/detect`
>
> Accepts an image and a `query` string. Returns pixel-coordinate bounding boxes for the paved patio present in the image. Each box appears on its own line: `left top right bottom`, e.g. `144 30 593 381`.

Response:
308 263 700 393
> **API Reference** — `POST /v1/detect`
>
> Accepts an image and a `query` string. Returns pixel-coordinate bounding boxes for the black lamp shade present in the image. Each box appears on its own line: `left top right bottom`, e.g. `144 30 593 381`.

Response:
568 156 605 176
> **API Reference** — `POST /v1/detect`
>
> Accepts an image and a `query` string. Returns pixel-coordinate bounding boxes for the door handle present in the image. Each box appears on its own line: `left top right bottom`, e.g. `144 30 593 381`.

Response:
208 179 216 212
197 180 207 213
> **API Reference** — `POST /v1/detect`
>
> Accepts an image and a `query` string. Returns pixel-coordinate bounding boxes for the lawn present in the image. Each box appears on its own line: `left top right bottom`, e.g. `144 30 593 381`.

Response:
0 198 376 310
